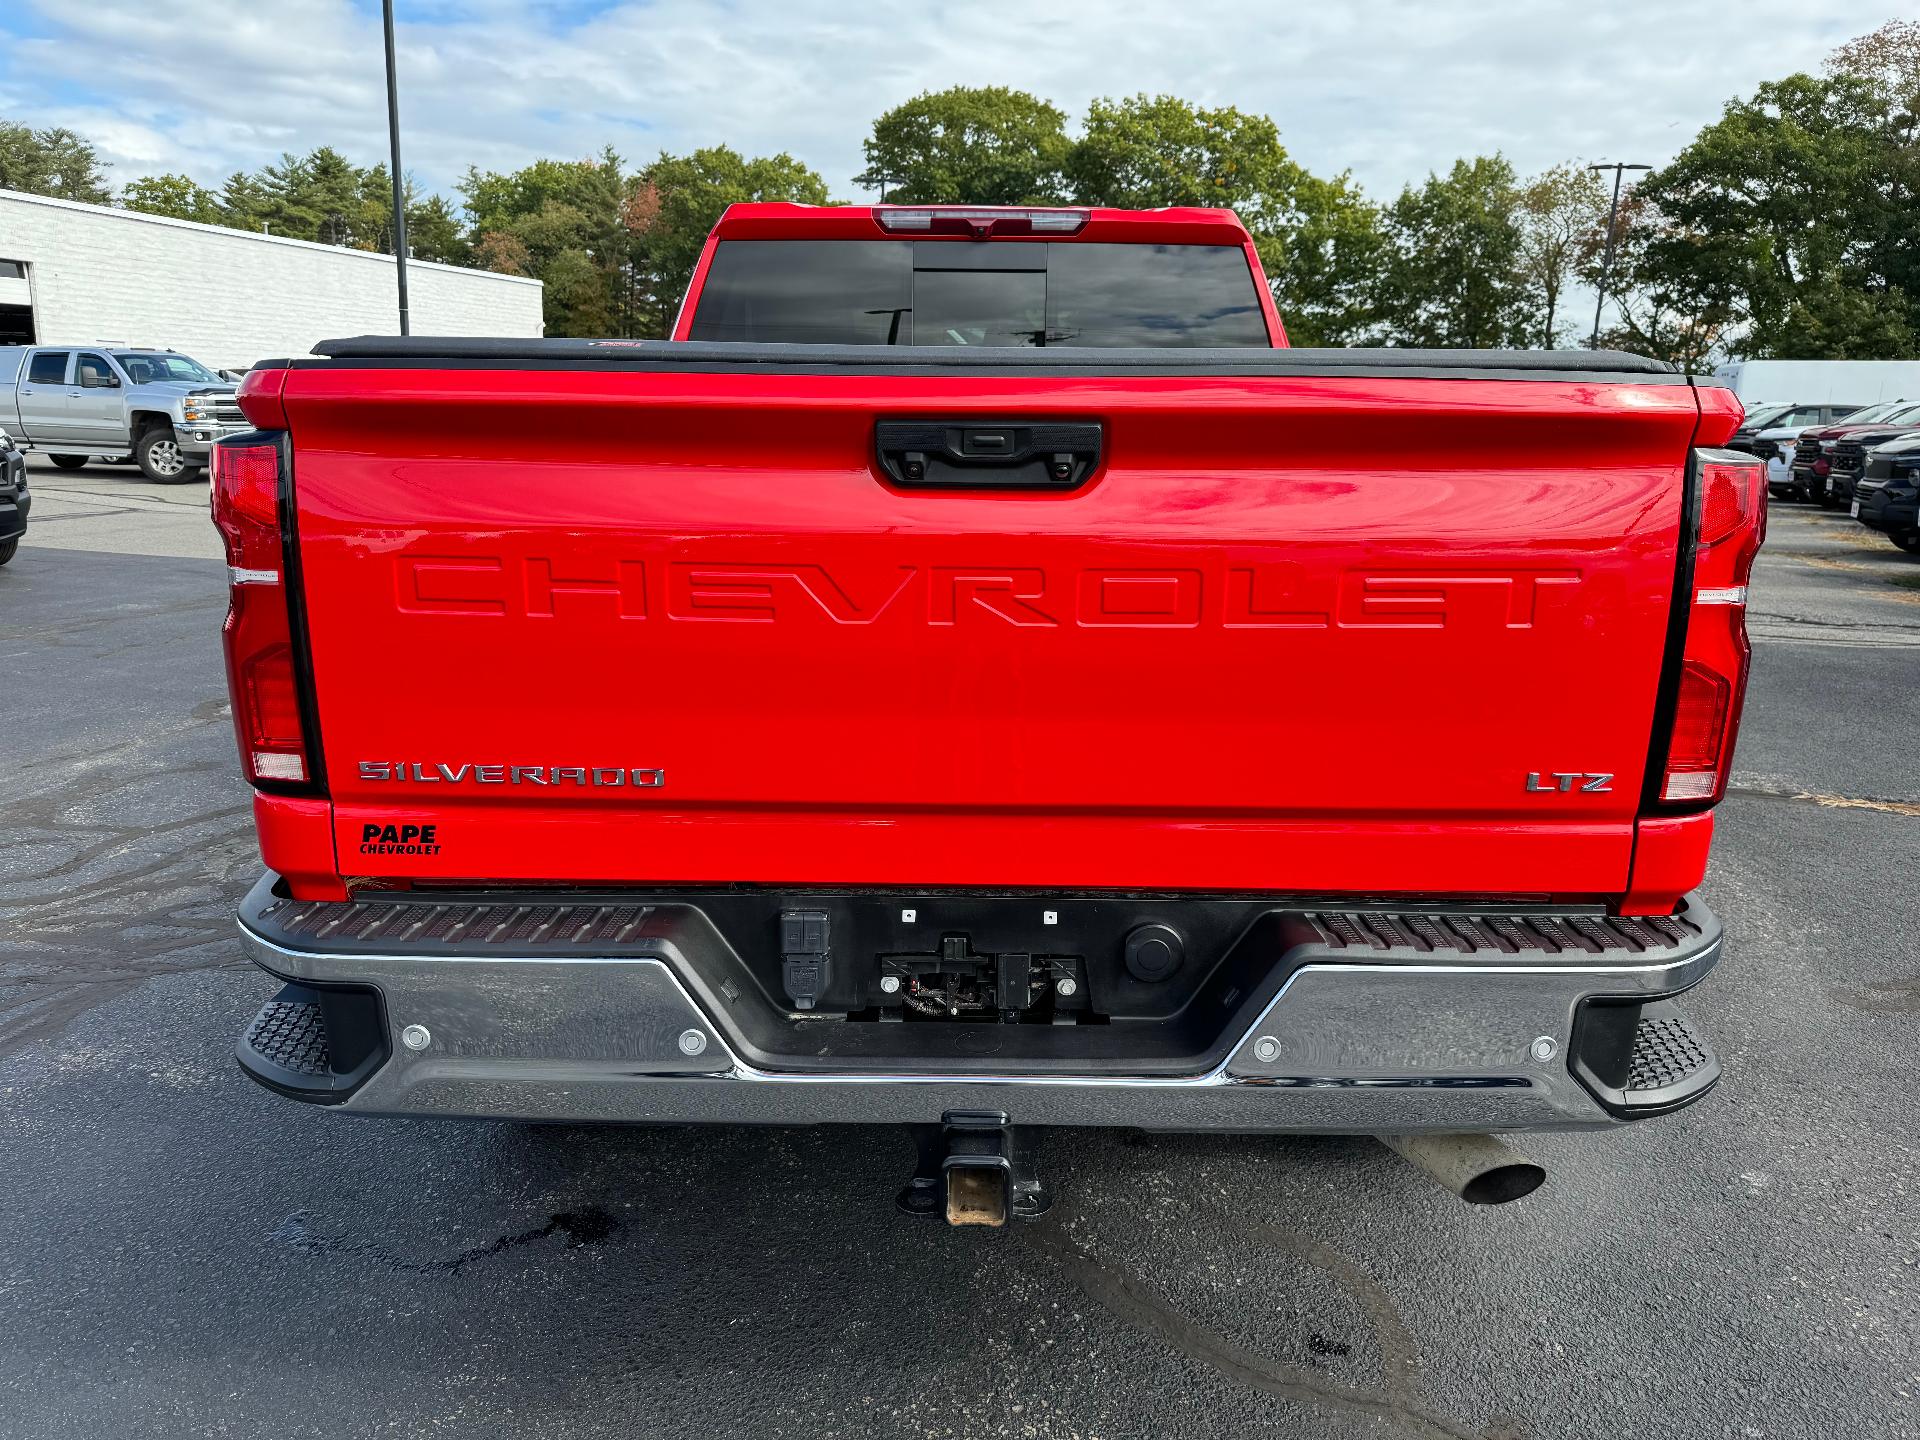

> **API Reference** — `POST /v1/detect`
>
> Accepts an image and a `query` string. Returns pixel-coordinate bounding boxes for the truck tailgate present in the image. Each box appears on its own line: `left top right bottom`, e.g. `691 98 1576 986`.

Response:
277 345 1702 897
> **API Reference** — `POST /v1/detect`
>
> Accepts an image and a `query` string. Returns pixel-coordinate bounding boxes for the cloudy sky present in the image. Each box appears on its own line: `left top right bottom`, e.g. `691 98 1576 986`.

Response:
0 0 1903 205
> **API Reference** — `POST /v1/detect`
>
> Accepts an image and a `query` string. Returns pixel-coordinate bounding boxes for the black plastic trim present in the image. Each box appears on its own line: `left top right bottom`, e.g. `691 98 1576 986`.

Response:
235 979 389 1105
1636 410 1706 814
275 428 329 797
876 419 1103 489
1568 996 1721 1119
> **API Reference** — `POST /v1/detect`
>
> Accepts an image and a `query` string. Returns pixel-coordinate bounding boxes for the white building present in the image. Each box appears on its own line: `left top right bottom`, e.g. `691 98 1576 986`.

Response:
1710 358 1920 406
0 189 542 370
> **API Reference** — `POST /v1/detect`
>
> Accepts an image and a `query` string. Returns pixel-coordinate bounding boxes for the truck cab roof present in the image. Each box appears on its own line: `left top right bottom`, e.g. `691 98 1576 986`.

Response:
709 203 1258 246
682 204 1283 345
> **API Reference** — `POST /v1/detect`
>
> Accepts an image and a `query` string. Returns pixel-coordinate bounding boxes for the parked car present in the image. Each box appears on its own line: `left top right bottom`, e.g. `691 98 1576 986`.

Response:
1728 400 1796 435
1852 433 1920 553
212 203 1760 1222
1786 400 1920 504
1727 402 1797 482
0 344 248 482
1724 401 1860 489
1827 412 1920 510
1725 402 1857 488
0 425 26 565
1735 401 1860 444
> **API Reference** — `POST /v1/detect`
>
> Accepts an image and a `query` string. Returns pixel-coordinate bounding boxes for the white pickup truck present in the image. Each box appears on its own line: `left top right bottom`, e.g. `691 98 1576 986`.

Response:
0 344 248 482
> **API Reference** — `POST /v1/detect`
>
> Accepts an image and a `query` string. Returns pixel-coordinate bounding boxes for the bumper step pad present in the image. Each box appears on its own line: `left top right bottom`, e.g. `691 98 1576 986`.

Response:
1571 997 1721 1118
1305 906 1704 959
1623 1005 1719 1106
245 883 1714 964
236 982 389 1105
245 998 331 1077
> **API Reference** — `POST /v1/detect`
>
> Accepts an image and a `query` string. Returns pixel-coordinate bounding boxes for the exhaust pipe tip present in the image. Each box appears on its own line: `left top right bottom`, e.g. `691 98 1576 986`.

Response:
1457 1159 1547 1206
1378 1133 1546 1207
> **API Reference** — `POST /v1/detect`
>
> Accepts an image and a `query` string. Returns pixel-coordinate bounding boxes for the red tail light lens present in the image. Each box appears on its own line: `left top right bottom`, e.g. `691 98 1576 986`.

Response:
1657 452 1764 807
211 436 315 789
1661 663 1732 801
1696 455 1768 561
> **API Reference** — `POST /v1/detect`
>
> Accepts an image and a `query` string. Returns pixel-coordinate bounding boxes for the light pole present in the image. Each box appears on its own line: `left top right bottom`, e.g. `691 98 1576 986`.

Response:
382 0 411 335
1588 162 1649 349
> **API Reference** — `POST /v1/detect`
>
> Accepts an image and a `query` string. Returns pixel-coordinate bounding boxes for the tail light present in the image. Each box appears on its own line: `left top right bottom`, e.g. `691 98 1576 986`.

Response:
210 435 317 790
1656 451 1766 806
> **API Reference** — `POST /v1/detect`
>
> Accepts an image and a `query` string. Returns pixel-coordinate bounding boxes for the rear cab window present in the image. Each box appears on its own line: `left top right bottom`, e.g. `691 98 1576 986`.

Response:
688 240 1270 347
27 351 69 385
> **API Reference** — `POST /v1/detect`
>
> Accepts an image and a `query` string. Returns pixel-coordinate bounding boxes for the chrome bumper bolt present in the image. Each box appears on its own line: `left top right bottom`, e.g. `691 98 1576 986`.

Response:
400 1024 431 1052
677 1028 709 1057
1530 1035 1558 1063
1253 1035 1281 1063
879 974 902 995
1055 976 1078 998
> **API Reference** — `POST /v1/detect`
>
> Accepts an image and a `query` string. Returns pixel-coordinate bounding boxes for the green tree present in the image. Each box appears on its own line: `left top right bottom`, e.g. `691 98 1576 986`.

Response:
355 165 400 250
856 86 1069 204
0 121 111 202
120 172 224 223
1635 71 1917 358
218 169 274 232
1516 162 1608 347
290 146 377 244
461 149 629 335
632 146 832 334
1584 194 1738 370
461 152 625 236
1826 19 1920 116
185 147 461 264
1067 95 1299 213
204 147 384 244
474 230 532 277
1377 156 1529 347
403 192 469 265
1825 22 1920 336
1263 171 1388 347
1064 94 1384 345
349 165 469 263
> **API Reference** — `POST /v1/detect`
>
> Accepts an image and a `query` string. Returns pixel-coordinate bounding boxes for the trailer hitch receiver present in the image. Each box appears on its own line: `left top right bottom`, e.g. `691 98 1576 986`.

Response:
897 1110 1051 1226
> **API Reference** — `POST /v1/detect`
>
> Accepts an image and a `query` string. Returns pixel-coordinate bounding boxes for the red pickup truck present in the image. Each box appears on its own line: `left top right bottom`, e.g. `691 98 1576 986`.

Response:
215 205 1758 1221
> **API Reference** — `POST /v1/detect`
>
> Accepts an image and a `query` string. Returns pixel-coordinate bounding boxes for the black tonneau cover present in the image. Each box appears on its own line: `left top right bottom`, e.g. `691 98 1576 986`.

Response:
291 337 1683 384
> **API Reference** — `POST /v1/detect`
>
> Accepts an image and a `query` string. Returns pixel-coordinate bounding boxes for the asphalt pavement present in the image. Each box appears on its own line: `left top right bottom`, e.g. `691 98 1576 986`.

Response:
1 453 1915 1439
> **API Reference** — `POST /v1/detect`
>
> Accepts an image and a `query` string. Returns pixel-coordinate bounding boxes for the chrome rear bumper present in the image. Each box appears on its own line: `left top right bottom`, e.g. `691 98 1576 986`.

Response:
234 877 1723 1132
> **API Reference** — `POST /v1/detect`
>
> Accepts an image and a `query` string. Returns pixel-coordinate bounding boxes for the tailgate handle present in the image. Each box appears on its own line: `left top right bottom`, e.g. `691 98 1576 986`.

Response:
876 420 1101 490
